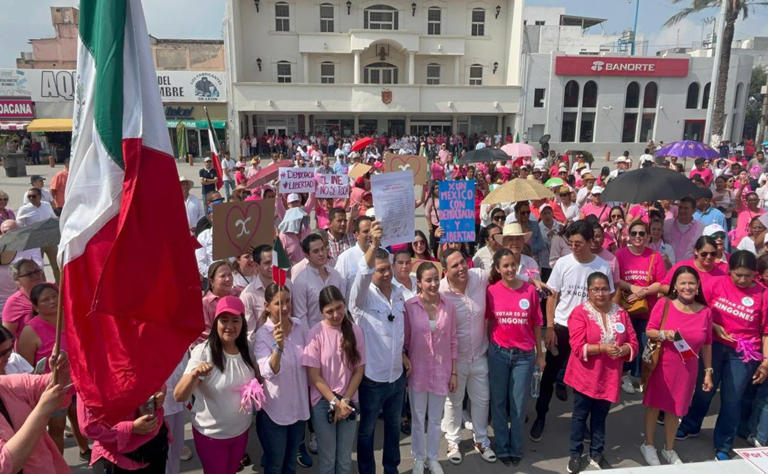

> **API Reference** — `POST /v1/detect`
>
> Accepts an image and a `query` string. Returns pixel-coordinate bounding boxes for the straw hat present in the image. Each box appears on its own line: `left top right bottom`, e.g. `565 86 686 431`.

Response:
493 223 532 244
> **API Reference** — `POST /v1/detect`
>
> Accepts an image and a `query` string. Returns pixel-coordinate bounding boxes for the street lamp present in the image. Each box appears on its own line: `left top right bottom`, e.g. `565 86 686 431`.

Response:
346 0 352 15
256 58 262 71
495 5 501 18
253 0 259 12
412 2 417 16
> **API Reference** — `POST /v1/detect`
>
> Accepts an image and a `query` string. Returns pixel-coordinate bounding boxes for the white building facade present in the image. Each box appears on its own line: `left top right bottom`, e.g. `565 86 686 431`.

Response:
224 0 524 152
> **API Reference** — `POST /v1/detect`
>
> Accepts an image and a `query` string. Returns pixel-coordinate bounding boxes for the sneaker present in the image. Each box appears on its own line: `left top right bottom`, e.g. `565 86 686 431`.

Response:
640 444 661 466
180 445 193 461
675 428 699 440
79 448 92 462
715 451 730 461
413 459 425 474
427 460 444 474
499 456 513 466
621 375 636 394
529 418 545 442
447 443 462 465
661 448 683 464
307 433 318 454
296 443 313 468
589 455 612 469
474 443 497 463
657 412 665 425
556 383 568 401
567 455 583 473
510 456 521 465
748 435 764 447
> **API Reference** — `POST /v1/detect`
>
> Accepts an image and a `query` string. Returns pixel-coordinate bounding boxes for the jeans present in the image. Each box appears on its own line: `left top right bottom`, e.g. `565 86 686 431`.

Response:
222 180 234 200
739 374 768 444
536 324 571 420
623 317 648 378
256 410 305 474
570 390 611 458
311 398 358 474
680 342 759 453
488 343 535 458
357 374 406 474
442 356 491 448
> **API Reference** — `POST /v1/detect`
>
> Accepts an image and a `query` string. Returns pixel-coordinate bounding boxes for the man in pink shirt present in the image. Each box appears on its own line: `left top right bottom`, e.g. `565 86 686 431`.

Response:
663 197 704 262
292 234 346 328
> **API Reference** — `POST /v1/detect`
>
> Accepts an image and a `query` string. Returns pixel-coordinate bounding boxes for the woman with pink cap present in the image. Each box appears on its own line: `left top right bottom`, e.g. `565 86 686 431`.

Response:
174 296 259 474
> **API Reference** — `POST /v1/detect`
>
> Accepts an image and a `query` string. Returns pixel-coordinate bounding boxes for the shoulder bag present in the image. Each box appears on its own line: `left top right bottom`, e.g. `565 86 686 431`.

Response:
622 253 655 316
641 297 670 388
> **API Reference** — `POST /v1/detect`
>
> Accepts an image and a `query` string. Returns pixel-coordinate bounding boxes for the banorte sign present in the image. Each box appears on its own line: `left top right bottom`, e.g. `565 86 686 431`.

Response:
555 56 690 77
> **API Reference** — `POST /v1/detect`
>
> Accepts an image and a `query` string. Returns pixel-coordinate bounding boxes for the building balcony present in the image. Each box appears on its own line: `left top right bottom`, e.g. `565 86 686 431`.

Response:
297 30 466 55
231 82 520 114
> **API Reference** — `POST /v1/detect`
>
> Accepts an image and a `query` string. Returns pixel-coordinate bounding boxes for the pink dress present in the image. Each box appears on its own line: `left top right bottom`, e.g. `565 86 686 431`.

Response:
661 259 727 304
642 299 713 416
564 302 638 403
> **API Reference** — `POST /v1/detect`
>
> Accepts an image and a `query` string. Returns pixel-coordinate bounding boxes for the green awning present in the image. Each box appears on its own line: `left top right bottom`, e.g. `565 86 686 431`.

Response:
166 119 226 129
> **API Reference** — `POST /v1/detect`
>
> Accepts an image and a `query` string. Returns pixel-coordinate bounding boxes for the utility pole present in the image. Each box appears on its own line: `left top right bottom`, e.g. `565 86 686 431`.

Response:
631 0 640 55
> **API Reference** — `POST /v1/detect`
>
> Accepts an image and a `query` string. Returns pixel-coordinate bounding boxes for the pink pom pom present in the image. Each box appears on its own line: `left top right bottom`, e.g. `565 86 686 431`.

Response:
236 379 266 413
736 337 762 363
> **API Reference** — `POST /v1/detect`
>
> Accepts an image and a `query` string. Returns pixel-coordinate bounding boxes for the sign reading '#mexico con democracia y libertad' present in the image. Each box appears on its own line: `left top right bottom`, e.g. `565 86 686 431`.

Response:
555 56 690 77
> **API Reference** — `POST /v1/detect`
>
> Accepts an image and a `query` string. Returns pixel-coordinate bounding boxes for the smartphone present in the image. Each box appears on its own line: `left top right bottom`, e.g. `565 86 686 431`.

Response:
138 394 156 417
34 356 48 374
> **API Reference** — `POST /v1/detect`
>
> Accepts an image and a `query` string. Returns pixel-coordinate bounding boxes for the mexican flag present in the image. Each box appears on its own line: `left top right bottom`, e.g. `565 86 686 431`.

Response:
272 237 291 286
59 0 203 425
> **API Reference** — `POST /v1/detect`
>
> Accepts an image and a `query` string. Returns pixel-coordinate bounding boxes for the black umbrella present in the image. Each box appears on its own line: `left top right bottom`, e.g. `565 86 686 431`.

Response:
601 167 701 203
0 218 60 252
458 147 508 163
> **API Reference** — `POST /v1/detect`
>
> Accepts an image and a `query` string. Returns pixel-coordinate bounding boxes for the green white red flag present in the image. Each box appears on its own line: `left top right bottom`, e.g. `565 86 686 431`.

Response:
59 0 203 425
272 237 290 286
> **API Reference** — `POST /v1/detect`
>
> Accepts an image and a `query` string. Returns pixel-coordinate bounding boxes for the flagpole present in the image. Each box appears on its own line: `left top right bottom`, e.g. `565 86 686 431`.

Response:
51 272 64 384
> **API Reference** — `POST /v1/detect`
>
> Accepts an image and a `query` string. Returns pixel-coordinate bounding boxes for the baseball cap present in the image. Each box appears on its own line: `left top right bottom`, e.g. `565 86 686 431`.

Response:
204 157 212 162
538 203 553 214
30 175 44 183
591 186 604 194
616 156 630 164
702 223 726 237
215 295 245 318
287 193 301 204
179 176 193 184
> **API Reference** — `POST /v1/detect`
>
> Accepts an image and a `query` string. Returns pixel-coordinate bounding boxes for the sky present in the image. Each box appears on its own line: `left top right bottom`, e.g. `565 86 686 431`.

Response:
0 0 767 68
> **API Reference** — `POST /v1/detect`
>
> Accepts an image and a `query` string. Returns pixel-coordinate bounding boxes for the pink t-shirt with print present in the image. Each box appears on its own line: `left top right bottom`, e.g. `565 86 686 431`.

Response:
485 280 542 352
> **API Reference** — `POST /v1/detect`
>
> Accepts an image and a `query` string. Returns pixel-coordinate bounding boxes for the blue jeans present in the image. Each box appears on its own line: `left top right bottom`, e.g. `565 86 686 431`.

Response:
488 342 535 458
623 317 647 378
255 410 305 474
311 398 358 474
357 374 406 474
680 342 759 453
570 390 611 458
739 377 768 444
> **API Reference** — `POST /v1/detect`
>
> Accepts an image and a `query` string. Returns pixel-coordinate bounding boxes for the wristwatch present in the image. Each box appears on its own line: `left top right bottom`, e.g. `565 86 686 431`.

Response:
329 398 338 410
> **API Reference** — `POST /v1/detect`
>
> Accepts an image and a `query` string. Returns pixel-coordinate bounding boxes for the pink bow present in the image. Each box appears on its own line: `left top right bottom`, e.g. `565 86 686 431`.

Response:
236 378 266 413
736 338 762 363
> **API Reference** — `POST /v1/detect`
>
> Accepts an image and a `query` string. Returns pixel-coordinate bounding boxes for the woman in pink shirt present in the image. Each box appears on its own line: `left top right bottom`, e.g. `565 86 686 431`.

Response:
196 260 236 346
579 188 611 224
302 285 365 474
486 249 544 466
734 177 765 247
660 236 726 302
403 262 458 474
1 259 44 343
254 283 310 474
564 272 637 472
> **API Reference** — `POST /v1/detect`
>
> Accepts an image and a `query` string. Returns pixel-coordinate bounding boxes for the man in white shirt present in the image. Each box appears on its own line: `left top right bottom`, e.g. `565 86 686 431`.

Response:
220 152 235 200
291 234 345 328
334 215 373 296
16 187 59 284
638 148 655 167
180 176 204 233
609 156 631 179
575 173 596 207
22 175 54 207
349 221 406 474
530 220 613 442
240 244 292 341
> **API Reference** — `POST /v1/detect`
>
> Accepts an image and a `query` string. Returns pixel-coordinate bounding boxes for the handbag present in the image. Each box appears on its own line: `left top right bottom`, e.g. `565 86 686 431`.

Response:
641 298 670 388
622 254 655 316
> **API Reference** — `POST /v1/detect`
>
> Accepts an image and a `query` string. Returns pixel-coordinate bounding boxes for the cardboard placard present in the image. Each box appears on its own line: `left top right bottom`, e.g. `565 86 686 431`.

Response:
315 173 350 199
384 153 428 184
348 163 372 181
438 180 476 243
212 199 275 260
278 167 316 194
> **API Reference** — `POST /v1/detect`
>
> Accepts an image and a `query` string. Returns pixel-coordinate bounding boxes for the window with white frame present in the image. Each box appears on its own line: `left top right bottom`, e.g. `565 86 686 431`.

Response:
364 62 398 84
426 63 440 85
469 64 483 85
277 61 291 83
320 3 334 32
471 8 485 36
321 62 335 84
275 2 290 32
427 7 441 35
364 5 399 30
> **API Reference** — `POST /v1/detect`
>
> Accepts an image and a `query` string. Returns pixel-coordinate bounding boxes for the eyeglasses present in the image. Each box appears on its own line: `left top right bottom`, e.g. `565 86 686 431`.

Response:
589 287 611 294
698 251 717 258
630 231 646 237
18 269 43 278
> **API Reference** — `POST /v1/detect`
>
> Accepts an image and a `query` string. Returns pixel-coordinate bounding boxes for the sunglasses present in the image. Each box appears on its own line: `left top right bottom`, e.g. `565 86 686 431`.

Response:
698 251 717 258
710 232 727 240
630 231 646 237
492 215 505 221
18 269 43 278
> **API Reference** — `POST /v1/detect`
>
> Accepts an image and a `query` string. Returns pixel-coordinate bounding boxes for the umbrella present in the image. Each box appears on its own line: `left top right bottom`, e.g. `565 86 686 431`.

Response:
0 218 60 252
762 141 768 147
501 142 536 158
654 140 719 160
246 159 293 188
351 137 374 152
458 147 508 164
601 167 702 203
482 178 554 205
544 177 564 188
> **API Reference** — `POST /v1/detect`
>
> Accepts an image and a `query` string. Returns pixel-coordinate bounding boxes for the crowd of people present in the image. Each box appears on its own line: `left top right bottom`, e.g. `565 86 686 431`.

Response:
4 134 768 474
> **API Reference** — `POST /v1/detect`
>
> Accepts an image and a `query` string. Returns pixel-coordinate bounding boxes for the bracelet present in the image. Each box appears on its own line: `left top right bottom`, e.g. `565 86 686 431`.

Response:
451 372 458 376
704 368 714 374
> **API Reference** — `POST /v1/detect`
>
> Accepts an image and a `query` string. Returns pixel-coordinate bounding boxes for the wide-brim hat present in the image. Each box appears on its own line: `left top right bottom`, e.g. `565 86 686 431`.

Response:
494 223 532 244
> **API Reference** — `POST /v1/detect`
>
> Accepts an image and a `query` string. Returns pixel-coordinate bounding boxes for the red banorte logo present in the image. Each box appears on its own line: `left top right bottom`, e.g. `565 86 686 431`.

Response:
590 61 604 72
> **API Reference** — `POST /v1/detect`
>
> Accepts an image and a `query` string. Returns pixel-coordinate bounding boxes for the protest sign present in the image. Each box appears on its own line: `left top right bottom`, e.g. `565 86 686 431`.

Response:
212 199 275 260
348 163 372 181
316 173 349 199
736 447 768 473
278 167 316 194
371 171 414 248
384 153 428 184
438 180 476 243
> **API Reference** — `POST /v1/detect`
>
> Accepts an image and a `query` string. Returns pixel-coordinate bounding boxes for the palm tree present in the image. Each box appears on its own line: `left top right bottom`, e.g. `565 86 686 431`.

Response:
665 0 767 146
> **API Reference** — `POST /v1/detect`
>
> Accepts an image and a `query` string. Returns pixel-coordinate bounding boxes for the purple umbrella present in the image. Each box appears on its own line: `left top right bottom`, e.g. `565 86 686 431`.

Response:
654 140 719 160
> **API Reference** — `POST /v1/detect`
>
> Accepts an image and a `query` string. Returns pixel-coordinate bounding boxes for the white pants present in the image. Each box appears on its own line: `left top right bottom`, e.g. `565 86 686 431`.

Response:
165 410 186 474
441 356 490 447
410 389 446 462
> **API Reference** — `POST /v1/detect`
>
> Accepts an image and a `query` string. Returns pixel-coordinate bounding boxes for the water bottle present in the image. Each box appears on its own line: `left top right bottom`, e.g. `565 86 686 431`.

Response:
531 366 542 399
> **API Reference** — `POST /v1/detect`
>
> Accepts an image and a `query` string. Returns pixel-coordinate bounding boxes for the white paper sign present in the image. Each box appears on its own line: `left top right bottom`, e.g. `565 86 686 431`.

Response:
316 174 349 199
371 171 415 248
736 447 768 473
278 167 316 194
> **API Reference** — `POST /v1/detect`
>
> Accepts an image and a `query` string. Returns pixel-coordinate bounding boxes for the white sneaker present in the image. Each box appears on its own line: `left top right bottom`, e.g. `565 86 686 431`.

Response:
748 435 764 447
447 443 462 465
428 460 444 474
413 459 425 474
661 448 683 464
640 444 661 466
308 432 318 454
621 375 636 394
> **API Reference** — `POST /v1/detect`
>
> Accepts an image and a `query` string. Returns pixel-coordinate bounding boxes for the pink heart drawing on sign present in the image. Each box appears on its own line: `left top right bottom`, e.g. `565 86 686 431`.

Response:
390 155 422 178
224 203 264 255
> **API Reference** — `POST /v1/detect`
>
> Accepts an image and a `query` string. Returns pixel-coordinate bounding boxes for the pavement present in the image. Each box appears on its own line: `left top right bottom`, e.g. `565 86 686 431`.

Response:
0 161 757 473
